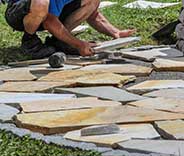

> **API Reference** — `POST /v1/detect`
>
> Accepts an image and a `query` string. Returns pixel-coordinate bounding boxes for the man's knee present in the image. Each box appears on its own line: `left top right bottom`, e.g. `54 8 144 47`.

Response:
30 0 49 18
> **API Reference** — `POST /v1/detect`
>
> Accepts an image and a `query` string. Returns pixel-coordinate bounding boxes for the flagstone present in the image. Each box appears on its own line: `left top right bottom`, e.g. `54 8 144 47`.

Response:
144 88 184 99
153 58 184 72
129 97 184 113
0 68 36 81
94 37 141 53
65 59 104 66
64 124 160 147
71 25 89 34
80 64 153 76
0 104 19 122
20 97 121 113
0 81 75 93
55 86 144 103
39 70 136 87
15 106 184 134
155 120 184 140
0 92 75 104
123 0 180 9
99 1 118 9
121 49 167 62
127 80 184 94
117 140 184 156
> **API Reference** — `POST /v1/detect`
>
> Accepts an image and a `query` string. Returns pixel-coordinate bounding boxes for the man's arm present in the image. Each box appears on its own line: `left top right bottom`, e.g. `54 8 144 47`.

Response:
87 10 135 39
43 14 95 56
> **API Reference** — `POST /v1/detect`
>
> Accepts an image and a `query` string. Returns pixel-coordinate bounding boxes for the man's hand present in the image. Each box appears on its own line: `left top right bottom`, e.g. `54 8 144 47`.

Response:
113 29 136 39
79 42 97 56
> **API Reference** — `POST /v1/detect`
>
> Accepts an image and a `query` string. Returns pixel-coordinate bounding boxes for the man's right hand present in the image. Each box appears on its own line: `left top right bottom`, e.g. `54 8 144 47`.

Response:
78 41 97 56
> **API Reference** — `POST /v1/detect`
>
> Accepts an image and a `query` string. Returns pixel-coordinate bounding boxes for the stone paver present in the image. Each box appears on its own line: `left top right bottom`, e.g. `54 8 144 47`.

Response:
0 81 75 92
0 68 36 81
20 97 121 113
117 139 184 156
127 80 184 94
154 120 184 140
55 86 144 103
94 37 140 52
0 92 75 103
144 88 184 99
122 49 167 62
71 25 89 34
39 70 136 87
15 106 184 134
80 64 153 76
99 1 118 9
129 97 184 113
64 124 160 147
0 104 19 122
153 58 184 72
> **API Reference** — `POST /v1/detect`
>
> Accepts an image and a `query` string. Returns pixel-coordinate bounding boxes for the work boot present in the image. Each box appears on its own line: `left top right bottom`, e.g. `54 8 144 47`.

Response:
21 33 56 59
45 36 80 56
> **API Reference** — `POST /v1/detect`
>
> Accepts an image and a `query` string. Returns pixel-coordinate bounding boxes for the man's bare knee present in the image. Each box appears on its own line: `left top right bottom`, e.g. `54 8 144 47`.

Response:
30 0 49 18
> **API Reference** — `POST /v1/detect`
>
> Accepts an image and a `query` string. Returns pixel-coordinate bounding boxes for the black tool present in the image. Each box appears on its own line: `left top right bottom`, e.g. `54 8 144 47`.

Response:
48 52 66 68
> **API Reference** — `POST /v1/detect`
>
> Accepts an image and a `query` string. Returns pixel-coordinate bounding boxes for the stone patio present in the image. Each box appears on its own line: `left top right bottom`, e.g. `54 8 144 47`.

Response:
1 39 184 156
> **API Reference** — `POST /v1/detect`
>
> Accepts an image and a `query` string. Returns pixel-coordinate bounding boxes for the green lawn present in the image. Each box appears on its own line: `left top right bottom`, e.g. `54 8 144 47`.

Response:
0 130 100 156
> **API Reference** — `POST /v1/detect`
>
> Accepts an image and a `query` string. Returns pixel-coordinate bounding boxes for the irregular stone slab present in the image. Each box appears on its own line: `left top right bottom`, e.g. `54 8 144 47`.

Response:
144 88 184 99
15 106 184 134
55 86 144 103
0 68 36 82
81 124 120 136
127 80 184 94
71 25 89 34
94 37 141 53
65 59 104 66
80 64 152 76
123 0 179 9
64 124 160 147
129 97 184 113
0 104 19 122
0 92 75 104
155 120 184 140
20 97 121 113
117 140 184 156
39 70 136 87
99 1 118 9
29 64 81 75
0 81 74 93
153 58 184 72
122 49 167 62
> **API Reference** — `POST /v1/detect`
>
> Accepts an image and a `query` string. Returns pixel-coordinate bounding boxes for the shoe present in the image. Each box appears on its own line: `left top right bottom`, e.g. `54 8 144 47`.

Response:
45 36 80 55
21 33 56 59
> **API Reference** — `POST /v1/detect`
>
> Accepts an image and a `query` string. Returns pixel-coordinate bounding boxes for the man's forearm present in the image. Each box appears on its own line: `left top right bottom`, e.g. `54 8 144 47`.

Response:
87 11 119 38
43 14 83 49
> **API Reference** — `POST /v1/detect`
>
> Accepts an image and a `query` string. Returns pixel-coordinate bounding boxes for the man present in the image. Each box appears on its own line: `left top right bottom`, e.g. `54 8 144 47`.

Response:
5 0 135 59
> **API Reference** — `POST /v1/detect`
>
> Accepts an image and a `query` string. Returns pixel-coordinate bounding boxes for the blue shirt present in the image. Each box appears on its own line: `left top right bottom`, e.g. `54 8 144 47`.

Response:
49 0 74 16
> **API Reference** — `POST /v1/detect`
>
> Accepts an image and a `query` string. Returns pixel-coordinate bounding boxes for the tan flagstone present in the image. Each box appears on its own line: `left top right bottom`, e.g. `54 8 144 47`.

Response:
39 70 136 87
0 68 36 81
127 80 184 94
122 49 167 62
80 64 152 76
144 88 184 99
15 106 184 134
0 81 74 93
64 124 160 147
154 120 184 140
99 1 118 9
129 97 184 113
20 97 122 113
153 58 184 71
65 59 104 66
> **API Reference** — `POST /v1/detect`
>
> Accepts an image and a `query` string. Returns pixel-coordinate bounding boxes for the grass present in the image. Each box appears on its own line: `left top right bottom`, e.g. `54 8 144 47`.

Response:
0 130 101 156
0 0 181 64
